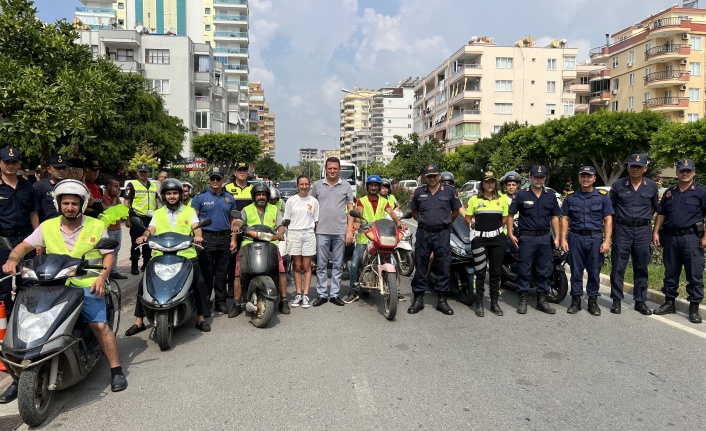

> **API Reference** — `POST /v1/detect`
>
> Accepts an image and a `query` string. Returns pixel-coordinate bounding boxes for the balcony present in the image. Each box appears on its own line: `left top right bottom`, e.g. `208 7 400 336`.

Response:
212 86 224 98
195 96 214 110
562 69 577 81
589 46 610 63
213 14 248 24
449 110 481 126
643 96 689 112
575 103 589 113
75 7 116 15
224 64 248 73
644 44 690 63
214 0 247 7
113 60 143 74
588 68 610 81
644 70 690 88
448 90 482 107
568 83 590 93
647 17 691 38
213 31 248 41
214 47 248 56
449 63 483 82
589 90 611 104
194 71 214 86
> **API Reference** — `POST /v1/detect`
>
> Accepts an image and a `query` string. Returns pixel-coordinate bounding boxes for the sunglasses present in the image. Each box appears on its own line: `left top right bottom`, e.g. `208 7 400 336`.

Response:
210 176 222 181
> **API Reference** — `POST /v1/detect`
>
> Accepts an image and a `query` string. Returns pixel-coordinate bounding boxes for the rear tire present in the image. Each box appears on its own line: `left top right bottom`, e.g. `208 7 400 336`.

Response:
382 272 398 320
548 269 568 304
18 362 53 427
251 294 275 328
396 250 414 276
455 268 476 306
155 311 172 351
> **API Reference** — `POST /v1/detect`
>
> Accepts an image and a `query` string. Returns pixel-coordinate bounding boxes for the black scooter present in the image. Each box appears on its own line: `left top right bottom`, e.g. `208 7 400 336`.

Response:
0 237 119 427
500 237 569 303
425 216 476 305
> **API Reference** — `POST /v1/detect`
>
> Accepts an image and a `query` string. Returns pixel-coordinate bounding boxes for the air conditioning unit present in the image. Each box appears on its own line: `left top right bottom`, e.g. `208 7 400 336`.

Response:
612 89 618 95
680 85 688 91
627 62 633 67
136 62 144 71
192 125 199 132
678 110 686 117
682 33 690 40
681 59 689 65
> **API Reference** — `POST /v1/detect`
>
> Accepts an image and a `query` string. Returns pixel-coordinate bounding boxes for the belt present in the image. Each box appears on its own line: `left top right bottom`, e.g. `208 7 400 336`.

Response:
662 227 697 237
617 219 650 227
518 230 549 237
477 227 504 238
0 227 33 237
418 224 449 233
573 230 602 236
203 230 232 237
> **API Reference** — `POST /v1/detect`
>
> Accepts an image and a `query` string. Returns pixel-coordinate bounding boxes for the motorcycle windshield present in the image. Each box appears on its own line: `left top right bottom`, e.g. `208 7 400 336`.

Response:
147 232 193 252
26 254 83 282
374 219 397 247
451 217 471 244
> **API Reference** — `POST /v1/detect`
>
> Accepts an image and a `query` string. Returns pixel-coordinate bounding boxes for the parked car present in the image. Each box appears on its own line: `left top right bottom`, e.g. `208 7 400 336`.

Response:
458 180 480 205
277 180 297 202
399 180 418 192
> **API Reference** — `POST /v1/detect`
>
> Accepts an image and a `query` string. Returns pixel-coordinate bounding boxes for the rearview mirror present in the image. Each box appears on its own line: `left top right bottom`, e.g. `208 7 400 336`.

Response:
348 209 362 219
230 210 242 220
197 218 212 229
400 212 413 220
130 216 146 229
0 237 13 250
94 238 119 250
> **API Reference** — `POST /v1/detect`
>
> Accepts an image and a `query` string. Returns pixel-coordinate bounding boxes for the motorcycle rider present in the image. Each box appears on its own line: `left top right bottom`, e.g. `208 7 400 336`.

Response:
380 179 401 211
343 175 407 304
181 181 194 207
228 183 289 317
269 186 285 215
1 180 128 401
128 179 209 335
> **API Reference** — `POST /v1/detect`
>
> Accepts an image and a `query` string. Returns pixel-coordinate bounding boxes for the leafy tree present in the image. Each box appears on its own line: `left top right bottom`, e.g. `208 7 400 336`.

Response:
650 119 706 171
385 133 445 180
255 155 284 182
282 163 296 180
127 141 160 172
192 133 261 176
294 161 320 180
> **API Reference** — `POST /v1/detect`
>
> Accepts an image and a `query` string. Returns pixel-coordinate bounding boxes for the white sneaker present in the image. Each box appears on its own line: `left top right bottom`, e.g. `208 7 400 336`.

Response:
301 295 311 308
291 294 302 307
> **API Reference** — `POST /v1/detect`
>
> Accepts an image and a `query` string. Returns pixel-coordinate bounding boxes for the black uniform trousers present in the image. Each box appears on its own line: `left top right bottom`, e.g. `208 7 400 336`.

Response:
0 235 35 316
411 228 451 294
471 234 506 297
610 224 651 302
134 261 207 317
660 233 704 303
129 215 153 263
200 231 232 308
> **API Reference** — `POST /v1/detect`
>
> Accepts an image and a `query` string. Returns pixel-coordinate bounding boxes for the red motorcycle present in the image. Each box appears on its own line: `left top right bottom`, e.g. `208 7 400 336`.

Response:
349 210 411 320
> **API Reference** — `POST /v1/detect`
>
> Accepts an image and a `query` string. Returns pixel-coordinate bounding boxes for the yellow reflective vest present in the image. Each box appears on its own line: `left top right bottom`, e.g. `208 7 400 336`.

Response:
241 203 278 247
356 195 389 245
130 180 157 216
42 216 105 288
151 206 197 259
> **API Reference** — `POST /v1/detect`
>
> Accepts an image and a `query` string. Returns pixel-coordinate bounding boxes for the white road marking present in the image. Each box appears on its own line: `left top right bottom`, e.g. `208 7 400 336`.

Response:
351 375 376 417
650 314 706 339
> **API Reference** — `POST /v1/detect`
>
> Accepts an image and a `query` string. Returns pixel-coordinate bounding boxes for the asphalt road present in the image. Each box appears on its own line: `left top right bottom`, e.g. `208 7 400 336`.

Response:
1 223 706 430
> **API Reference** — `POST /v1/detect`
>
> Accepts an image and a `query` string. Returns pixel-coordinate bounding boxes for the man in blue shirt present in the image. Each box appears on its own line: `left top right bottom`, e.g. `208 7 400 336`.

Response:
192 168 238 313
32 154 68 222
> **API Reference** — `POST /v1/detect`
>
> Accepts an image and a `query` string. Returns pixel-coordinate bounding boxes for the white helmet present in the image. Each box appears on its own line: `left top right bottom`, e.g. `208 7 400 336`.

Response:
52 179 91 212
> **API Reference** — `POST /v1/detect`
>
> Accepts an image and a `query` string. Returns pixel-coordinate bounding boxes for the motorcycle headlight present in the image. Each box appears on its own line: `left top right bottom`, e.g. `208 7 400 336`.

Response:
153 262 183 281
257 232 274 242
149 240 192 252
18 302 67 343
450 237 467 256
55 265 78 279
21 267 38 280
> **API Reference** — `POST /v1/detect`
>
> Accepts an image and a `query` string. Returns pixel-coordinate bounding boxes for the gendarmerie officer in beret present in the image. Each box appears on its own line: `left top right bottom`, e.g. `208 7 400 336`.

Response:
609 154 659 315
560 165 614 316
407 164 462 316
652 159 706 323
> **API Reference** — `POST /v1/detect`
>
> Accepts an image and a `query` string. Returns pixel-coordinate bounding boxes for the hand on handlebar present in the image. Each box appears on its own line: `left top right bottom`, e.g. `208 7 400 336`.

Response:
193 235 203 245
2 261 18 275
90 278 106 299
135 236 148 245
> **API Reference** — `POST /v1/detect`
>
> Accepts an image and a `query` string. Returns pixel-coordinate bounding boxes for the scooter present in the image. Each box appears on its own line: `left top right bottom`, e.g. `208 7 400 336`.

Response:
131 216 211 350
349 209 412 320
387 210 414 276
0 236 119 427
232 210 290 328
424 217 476 305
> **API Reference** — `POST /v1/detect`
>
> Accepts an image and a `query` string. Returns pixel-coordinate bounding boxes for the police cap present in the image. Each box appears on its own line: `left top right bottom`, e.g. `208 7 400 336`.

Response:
49 154 69 168
137 163 149 172
579 165 597 175
530 165 547 177
424 164 440 176
628 154 647 167
676 159 696 172
0 147 21 162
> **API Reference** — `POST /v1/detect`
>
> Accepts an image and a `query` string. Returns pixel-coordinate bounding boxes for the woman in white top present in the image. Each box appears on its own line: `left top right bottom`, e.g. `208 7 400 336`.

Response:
283 175 319 308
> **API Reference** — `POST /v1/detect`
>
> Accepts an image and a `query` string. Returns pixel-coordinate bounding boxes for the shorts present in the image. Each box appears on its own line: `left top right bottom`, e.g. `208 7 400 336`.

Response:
81 288 107 324
287 228 317 256
235 249 285 277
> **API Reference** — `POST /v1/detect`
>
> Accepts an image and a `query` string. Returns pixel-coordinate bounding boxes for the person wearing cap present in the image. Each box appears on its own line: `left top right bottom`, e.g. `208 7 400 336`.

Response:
224 162 253 294
67 157 85 182
0 147 39 319
608 154 659 316
124 163 158 275
652 159 706 323
465 171 508 317
191 168 238 314
84 159 103 218
34 166 42 183
408 164 462 316
507 165 561 315
33 154 69 222
560 165 613 316
155 171 168 208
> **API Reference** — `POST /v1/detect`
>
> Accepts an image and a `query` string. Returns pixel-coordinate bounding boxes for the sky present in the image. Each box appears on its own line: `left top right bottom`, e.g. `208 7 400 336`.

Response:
33 0 679 165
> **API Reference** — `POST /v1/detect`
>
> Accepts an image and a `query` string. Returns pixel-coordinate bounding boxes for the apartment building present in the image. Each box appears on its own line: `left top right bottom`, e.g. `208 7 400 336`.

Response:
339 89 378 161
413 36 579 152
76 0 250 133
588 4 706 122
248 83 276 158
78 29 234 158
298 148 318 164
370 78 418 163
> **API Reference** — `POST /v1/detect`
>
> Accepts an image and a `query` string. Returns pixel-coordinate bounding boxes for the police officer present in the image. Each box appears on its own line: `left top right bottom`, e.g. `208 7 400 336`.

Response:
407 164 462 316
609 154 659 315
507 165 560 315
224 162 253 295
192 168 238 314
124 163 158 275
560 166 613 315
652 159 706 323
0 147 39 316
33 154 69 222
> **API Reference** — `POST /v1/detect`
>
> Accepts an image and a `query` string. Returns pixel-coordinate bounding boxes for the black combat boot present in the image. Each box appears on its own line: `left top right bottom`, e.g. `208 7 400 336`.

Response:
475 295 485 317
634 301 652 315
435 293 454 315
653 298 676 315
489 296 503 316
517 291 528 314
407 293 425 314
130 260 139 276
689 302 702 324
536 293 556 314
610 299 621 314
587 296 601 316
567 296 581 314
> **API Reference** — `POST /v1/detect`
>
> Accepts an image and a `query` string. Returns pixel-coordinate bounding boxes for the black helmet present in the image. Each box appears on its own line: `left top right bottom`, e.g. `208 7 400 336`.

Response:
500 171 521 189
250 183 270 201
160 178 184 202
381 178 391 188
440 171 455 186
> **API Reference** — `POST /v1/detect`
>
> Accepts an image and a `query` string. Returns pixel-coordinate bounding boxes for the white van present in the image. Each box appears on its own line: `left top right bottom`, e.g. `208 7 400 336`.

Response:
399 180 418 192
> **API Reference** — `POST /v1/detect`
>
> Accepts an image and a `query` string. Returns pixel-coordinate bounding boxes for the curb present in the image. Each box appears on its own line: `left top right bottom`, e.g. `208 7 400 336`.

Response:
597 272 694 315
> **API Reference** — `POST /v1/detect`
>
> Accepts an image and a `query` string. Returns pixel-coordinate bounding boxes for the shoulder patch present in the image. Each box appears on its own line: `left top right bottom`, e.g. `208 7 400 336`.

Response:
566 190 575 195
598 189 608 195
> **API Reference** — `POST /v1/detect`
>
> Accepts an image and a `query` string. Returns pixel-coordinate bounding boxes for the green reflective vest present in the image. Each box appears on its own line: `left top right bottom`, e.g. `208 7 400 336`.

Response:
152 206 197 259
241 203 278 247
130 180 157 216
42 216 105 288
356 195 389 245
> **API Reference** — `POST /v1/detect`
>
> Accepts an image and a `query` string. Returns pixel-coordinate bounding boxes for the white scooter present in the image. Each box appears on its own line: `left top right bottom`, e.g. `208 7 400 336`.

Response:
387 210 414 276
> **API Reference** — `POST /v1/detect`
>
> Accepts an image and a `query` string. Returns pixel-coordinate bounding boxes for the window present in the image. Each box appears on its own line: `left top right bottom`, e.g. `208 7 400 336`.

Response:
689 62 701 76
91 45 99 60
118 2 124 9
688 113 699 122
146 49 170 64
205 7 211 14
563 57 576 70
388 120 392 124
546 103 557 115
195 111 209 129
580 76 589 84
612 57 618 69
494 103 513 115
546 81 556 93
496 57 513 68
150 79 170 94
493 125 501 133
547 58 557 70
691 36 702 50
629 73 635 86
495 80 513 91
408 124 412 128
612 78 619 91
163 110 169 115
645 92 650 102
689 88 700 101
611 101 618 111
628 97 634 111
205 24 211 31
116 48 134 61
118 19 124 26
563 101 574 115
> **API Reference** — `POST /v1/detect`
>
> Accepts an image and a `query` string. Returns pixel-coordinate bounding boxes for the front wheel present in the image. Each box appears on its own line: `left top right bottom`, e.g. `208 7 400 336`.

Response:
18 362 54 427
382 272 398 320
455 268 476 306
251 294 275 328
155 311 173 351
395 249 415 276
547 268 568 304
